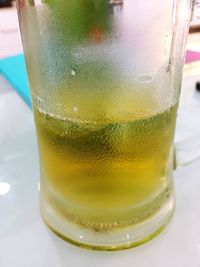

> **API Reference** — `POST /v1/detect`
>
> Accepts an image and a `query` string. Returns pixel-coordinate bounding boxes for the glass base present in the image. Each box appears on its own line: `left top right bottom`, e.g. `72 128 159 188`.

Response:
40 193 175 251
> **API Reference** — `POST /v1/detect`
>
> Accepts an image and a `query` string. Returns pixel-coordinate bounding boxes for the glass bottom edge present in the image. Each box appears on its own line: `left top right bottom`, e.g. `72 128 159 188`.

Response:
40 195 175 251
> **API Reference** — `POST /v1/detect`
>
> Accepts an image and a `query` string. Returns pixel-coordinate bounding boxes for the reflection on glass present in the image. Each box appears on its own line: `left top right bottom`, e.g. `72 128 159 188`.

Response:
0 182 10 196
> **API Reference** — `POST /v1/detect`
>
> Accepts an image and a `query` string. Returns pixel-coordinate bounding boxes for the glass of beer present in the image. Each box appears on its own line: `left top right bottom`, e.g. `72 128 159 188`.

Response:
16 0 194 250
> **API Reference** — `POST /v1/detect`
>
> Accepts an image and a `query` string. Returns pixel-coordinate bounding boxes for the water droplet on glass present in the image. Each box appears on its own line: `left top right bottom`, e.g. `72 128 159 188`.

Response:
71 70 76 77
73 106 78 113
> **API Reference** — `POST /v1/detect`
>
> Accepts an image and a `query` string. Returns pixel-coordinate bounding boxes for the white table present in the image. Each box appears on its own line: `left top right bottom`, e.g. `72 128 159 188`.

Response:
0 67 200 267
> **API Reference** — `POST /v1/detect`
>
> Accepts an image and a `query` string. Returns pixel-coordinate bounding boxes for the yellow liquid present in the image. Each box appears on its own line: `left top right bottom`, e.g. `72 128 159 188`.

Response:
34 100 177 231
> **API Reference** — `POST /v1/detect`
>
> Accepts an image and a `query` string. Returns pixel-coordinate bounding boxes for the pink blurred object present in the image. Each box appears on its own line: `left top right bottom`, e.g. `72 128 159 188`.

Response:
185 50 200 63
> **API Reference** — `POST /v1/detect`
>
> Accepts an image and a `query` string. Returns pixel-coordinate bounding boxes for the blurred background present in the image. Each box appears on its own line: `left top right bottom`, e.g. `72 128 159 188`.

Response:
0 1 22 58
0 1 200 59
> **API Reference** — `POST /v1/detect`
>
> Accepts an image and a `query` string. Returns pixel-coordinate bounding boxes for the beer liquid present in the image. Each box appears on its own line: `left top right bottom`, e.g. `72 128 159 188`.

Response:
34 99 177 231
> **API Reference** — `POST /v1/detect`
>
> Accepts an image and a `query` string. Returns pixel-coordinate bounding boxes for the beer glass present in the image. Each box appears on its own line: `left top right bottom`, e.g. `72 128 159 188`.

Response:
16 0 196 250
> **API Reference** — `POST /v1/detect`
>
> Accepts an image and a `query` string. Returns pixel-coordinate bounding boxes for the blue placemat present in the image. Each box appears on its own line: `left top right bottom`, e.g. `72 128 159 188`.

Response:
0 54 32 108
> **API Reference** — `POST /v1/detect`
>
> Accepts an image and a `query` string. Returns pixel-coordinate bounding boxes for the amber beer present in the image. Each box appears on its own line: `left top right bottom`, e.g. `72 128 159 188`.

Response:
34 87 177 231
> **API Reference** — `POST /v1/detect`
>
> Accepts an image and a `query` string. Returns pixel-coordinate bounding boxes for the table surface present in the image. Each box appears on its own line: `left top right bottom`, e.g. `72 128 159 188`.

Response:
1 7 200 267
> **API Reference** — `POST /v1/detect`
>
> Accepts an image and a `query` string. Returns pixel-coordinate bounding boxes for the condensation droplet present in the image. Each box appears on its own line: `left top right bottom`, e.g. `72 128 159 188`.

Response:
73 106 78 113
71 70 76 77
